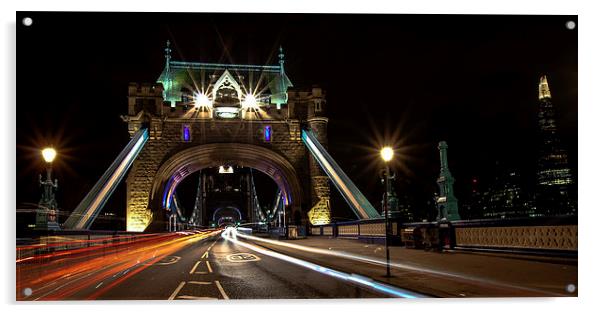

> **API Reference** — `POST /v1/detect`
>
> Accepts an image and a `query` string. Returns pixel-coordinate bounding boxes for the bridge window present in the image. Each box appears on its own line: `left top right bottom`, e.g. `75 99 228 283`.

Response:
315 100 322 112
182 124 191 142
264 125 272 142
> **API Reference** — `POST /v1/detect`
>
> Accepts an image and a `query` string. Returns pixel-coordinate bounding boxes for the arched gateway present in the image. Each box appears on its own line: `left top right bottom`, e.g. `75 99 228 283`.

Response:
148 143 303 226
122 43 331 231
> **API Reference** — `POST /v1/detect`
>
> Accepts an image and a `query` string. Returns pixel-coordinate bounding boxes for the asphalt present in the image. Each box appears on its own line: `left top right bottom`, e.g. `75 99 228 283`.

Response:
21 233 387 300
245 236 578 297
19 230 575 300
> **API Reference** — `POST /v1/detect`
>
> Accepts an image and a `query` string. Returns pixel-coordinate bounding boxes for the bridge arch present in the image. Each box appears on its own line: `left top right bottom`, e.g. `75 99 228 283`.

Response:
213 206 243 226
148 143 303 229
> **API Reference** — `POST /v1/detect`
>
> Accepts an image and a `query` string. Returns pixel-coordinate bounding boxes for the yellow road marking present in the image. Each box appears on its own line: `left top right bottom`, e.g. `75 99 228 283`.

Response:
201 251 209 259
215 280 229 300
207 239 218 252
189 261 201 274
176 295 217 300
187 281 212 285
168 281 186 300
206 261 213 273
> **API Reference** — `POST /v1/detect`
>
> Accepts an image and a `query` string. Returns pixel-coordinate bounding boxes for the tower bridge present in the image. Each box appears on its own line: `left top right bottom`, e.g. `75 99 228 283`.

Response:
64 43 381 232
24 48 578 301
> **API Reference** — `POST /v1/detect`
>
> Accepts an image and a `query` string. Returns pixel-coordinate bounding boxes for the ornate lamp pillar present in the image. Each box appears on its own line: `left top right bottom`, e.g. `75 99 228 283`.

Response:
436 141 460 221
36 148 60 230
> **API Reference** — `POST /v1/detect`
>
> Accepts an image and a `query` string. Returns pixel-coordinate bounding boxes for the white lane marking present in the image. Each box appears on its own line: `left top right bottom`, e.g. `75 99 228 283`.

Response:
215 280 229 300
95 282 103 289
206 261 213 273
176 295 217 300
189 261 201 274
187 281 212 285
226 253 261 263
168 281 186 300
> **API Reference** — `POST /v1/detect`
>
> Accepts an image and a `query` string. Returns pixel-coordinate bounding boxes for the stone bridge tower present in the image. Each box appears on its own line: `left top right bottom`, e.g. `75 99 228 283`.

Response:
122 42 330 231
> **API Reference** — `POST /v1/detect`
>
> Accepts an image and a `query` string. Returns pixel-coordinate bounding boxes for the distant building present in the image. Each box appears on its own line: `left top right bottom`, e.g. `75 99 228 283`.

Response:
380 171 413 222
396 192 414 222
461 177 486 220
483 170 534 219
535 76 575 216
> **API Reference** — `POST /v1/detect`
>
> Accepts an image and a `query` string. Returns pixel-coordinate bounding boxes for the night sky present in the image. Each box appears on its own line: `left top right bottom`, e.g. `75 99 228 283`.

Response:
16 12 577 225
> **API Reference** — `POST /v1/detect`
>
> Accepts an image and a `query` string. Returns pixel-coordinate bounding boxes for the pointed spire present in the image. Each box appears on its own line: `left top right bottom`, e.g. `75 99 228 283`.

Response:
278 45 285 74
539 75 552 100
164 40 172 71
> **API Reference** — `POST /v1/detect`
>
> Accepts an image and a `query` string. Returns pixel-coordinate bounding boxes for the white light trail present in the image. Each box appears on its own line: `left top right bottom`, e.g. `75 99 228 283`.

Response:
234 231 566 296
221 228 425 298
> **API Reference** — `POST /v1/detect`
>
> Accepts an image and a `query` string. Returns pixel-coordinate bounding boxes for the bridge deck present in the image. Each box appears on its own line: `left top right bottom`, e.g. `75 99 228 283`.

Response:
245 236 577 297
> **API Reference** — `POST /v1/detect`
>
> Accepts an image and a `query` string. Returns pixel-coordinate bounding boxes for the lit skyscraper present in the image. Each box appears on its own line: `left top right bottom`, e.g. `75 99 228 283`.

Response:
535 75 575 216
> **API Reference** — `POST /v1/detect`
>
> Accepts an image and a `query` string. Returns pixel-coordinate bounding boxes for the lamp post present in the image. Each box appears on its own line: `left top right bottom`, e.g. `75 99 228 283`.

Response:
37 147 60 230
380 146 394 277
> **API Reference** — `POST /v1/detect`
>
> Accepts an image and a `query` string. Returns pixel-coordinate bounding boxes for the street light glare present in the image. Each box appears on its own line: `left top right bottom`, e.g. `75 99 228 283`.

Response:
380 147 394 162
242 93 258 109
193 92 212 108
42 148 57 163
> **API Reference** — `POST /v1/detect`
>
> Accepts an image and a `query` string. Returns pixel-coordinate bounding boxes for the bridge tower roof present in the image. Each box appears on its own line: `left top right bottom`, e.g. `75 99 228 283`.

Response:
157 41 292 107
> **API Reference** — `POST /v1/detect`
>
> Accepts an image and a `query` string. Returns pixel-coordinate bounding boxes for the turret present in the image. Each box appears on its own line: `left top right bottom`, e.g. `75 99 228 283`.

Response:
306 86 331 225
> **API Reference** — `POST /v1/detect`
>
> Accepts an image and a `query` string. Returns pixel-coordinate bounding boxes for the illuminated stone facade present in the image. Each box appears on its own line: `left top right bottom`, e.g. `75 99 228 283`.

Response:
123 43 330 231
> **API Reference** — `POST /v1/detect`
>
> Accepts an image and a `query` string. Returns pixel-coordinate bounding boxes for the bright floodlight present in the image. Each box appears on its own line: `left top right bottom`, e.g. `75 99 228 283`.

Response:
242 93 258 109
42 148 57 163
194 93 212 109
219 165 234 174
380 147 394 162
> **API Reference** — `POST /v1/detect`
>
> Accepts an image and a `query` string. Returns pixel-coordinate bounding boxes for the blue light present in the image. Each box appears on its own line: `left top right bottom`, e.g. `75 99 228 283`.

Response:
264 125 272 142
183 125 191 142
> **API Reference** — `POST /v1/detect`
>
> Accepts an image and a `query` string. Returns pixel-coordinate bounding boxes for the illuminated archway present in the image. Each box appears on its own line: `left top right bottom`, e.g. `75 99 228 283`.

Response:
146 143 303 229
212 206 243 226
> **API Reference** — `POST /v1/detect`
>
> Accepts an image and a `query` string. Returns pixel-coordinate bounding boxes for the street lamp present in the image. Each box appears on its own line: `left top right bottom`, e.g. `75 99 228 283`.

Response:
42 147 57 163
380 146 394 277
37 147 60 230
193 92 212 110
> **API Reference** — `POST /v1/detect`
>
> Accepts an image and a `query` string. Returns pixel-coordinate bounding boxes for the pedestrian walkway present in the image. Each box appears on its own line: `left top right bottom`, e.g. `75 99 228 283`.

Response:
247 236 577 297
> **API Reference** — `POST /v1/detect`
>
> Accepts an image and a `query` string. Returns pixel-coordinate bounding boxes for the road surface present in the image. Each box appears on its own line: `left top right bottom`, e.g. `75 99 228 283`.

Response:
17 231 390 300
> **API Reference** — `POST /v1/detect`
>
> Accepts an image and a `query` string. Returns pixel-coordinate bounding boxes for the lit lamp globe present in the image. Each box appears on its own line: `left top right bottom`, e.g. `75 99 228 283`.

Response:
380 146 394 162
42 148 57 163
194 93 212 109
242 93 258 109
